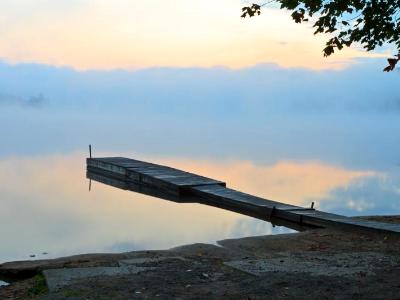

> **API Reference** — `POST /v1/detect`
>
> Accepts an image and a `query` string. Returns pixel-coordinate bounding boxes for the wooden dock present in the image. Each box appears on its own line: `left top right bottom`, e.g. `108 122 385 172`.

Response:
87 157 400 235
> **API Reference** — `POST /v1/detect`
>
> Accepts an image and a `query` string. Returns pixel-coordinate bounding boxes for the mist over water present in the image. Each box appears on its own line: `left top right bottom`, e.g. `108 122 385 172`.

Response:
1 59 399 262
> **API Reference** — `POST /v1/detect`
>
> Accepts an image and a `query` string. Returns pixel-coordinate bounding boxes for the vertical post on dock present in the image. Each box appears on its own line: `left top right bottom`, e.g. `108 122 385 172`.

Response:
88 144 92 191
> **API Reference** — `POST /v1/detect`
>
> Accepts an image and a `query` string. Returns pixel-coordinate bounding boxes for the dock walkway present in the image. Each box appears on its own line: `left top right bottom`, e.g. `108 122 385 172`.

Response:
87 157 400 235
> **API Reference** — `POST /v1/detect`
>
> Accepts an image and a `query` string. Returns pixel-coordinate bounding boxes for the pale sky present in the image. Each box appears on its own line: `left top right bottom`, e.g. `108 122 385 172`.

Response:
0 0 383 70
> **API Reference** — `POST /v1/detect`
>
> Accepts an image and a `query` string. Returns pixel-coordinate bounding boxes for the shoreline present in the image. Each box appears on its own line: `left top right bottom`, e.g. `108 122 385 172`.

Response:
1 215 400 299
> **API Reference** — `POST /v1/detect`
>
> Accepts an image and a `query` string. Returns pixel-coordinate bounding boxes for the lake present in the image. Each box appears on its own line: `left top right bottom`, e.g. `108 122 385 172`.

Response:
1 62 399 263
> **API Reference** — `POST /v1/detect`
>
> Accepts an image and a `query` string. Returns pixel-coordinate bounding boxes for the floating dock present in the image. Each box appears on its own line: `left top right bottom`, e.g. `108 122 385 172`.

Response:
87 157 400 235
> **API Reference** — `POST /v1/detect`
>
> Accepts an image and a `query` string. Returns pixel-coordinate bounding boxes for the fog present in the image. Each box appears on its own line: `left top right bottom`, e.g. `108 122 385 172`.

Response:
1 59 399 169
0 59 399 114
1 58 399 261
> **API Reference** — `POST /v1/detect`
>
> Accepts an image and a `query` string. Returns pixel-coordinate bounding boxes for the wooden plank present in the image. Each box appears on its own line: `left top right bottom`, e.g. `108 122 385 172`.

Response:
190 185 299 211
88 157 225 196
87 159 127 176
86 170 193 203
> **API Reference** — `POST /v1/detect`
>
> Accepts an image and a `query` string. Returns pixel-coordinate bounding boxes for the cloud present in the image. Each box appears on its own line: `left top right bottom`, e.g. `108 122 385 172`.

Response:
0 0 383 70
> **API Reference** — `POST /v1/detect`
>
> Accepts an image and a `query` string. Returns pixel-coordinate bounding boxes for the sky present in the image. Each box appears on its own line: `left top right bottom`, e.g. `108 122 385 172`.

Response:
1 1 400 262
0 1 399 206
0 0 387 70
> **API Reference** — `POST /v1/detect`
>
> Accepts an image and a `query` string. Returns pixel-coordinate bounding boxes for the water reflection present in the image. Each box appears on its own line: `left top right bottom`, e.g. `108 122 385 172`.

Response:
1 152 394 263
0 153 290 263
318 175 400 216
86 169 309 232
0 280 8 286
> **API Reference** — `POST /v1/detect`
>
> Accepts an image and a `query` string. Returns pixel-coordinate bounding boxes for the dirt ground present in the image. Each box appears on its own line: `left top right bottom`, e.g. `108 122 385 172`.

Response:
1 215 400 300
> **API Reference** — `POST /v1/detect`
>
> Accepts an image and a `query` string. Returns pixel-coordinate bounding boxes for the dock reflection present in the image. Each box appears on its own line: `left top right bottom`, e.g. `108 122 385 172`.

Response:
87 170 309 232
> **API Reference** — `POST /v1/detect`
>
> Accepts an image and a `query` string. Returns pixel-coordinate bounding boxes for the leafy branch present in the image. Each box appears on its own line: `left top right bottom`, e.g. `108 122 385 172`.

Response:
241 0 400 71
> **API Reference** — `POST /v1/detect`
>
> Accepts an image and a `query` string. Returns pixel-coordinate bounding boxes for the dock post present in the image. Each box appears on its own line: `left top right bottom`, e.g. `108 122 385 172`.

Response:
269 206 276 219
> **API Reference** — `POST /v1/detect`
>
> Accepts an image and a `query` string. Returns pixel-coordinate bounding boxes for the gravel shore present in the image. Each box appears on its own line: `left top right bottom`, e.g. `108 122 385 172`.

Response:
1 215 400 299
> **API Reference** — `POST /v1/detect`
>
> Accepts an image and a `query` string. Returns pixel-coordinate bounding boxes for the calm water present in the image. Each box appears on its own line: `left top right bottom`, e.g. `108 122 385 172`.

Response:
1 62 400 263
